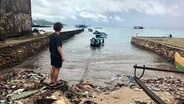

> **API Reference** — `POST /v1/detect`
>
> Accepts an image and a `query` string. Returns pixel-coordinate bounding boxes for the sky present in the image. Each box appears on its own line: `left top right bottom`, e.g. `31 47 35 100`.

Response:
31 0 184 28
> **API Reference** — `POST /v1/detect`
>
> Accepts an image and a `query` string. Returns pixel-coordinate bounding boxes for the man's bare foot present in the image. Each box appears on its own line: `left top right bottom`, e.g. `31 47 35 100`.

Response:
50 82 57 86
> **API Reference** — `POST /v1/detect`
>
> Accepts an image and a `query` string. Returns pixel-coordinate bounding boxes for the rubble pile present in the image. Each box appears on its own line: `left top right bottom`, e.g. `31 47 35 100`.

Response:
143 76 184 103
0 70 111 104
0 69 46 103
0 70 184 104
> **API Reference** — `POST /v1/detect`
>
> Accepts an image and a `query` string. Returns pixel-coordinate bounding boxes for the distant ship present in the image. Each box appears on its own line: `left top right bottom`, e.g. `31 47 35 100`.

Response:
95 27 103 29
75 24 87 28
133 26 144 29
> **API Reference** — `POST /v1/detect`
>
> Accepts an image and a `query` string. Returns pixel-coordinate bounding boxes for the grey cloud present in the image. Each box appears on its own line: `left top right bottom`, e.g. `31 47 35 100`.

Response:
31 0 183 26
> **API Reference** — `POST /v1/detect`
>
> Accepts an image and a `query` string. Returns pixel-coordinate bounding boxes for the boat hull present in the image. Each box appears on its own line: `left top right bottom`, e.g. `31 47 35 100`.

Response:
175 52 184 71
90 38 103 47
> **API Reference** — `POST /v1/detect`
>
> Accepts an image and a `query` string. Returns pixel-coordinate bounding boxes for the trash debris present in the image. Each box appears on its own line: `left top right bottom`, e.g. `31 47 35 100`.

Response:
0 70 183 104
143 76 184 103
0 70 46 103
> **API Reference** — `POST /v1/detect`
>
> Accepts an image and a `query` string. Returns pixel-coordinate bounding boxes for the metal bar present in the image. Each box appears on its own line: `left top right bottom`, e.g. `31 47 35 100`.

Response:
134 65 146 79
134 76 166 104
134 65 184 74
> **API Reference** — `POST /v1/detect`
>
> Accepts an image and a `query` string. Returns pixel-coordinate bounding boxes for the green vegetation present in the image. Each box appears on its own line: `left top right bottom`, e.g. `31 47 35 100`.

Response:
32 19 54 26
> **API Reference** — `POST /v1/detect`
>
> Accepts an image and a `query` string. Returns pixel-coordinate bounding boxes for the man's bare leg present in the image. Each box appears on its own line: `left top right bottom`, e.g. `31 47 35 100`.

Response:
53 68 60 84
50 66 55 84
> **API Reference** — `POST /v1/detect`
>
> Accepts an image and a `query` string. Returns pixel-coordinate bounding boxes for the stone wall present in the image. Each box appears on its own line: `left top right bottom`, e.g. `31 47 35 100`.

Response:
0 0 32 39
131 37 184 62
0 29 84 69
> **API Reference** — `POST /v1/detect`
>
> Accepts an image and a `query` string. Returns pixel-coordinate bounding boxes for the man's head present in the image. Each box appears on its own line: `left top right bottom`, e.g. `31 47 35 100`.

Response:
53 22 63 32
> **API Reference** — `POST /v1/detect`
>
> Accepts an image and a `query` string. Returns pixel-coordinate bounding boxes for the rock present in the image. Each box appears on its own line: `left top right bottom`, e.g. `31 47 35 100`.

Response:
36 99 56 104
132 98 147 104
177 88 184 91
129 83 137 89
83 100 97 104
14 101 24 104
45 91 71 104
116 83 127 88
149 86 161 92
133 88 142 91
82 91 90 98
0 100 6 104
75 83 93 91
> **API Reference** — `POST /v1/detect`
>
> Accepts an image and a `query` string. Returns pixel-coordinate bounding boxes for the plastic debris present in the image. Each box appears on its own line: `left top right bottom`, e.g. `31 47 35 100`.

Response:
0 70 183 104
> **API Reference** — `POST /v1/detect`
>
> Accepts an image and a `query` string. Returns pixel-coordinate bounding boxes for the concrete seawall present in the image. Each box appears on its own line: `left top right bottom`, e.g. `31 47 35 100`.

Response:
0 29 84 69
131 37 184 63
0 0 32 38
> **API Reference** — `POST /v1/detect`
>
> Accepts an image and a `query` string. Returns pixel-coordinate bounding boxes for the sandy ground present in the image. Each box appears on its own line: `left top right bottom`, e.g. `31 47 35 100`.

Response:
80 87 175 104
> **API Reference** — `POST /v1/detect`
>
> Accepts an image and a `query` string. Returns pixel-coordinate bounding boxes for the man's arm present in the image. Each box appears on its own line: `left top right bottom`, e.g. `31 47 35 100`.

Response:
57 46 64 62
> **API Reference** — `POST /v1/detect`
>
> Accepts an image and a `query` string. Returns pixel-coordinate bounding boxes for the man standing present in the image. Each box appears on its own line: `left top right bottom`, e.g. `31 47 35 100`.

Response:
49 22 64 86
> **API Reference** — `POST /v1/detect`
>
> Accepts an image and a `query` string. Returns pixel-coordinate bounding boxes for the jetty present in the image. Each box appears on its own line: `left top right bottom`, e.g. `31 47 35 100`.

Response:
0 29 84 70
131 36 184 62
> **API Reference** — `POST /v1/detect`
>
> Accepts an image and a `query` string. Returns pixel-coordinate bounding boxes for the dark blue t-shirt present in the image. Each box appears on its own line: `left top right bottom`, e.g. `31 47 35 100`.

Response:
49 33 62 57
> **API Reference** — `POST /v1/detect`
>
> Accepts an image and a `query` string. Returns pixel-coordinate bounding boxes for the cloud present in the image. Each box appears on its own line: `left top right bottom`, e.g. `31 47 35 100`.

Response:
114 16 124 22
31 0 183 26
79 11 109 22
80 12 99 20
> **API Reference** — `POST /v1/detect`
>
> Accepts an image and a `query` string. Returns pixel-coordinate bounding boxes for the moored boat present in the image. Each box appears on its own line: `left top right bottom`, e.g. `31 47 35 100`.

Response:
94 31 107 38
90 37 104 47
88 28 93 32
99 32 107 38
175 52 184 71
94 27 103 29
93 30 101 34
96 34 106 38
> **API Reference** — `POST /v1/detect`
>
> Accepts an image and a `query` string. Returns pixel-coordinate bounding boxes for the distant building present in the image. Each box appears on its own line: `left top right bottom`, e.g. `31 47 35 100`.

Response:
0 0 32 38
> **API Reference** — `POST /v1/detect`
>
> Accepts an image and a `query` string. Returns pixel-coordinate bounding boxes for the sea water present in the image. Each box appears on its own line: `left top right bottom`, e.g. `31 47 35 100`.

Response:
19 27 184 85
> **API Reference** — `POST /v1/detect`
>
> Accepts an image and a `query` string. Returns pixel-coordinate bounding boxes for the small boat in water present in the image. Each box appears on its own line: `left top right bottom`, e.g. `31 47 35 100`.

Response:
90 37 104 47
96 34 106 39
75 24 87 28
175 52 184 71
93 30 101 34
93 30 107 38
95 27 103 29
88 28 93 32
95 32 107 38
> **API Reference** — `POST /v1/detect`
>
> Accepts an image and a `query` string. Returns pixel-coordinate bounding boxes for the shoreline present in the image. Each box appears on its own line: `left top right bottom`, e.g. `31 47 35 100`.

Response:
0 68 183 104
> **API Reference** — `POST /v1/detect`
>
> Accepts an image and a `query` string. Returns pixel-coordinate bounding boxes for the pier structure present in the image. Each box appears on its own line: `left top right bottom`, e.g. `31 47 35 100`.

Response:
131 37 184 63
0 29 84 70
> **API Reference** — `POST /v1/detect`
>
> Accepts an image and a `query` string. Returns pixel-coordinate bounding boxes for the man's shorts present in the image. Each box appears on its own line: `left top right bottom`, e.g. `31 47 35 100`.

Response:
50 54 62 68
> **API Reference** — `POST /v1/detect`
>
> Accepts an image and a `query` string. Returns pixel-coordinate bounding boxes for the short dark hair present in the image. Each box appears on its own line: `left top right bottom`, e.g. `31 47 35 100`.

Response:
53 22 63 31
